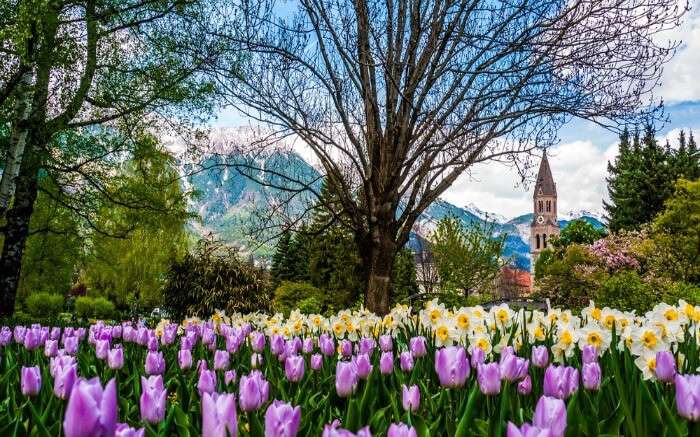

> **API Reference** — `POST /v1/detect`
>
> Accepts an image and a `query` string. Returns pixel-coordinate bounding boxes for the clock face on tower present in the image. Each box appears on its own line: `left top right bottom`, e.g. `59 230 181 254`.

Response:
537 215 544 224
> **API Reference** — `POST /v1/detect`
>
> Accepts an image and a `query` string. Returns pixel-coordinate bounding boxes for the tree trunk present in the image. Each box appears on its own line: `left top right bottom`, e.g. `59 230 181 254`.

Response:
361 227 398 315
0 69 34 218
0 145 40 317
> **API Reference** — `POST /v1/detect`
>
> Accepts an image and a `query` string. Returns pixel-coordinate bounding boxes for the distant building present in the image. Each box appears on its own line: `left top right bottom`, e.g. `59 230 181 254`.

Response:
530 153 560 265
495 266 532 297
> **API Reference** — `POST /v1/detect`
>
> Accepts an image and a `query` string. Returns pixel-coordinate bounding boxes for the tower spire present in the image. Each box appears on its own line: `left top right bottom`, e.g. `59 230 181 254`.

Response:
533 152 556 197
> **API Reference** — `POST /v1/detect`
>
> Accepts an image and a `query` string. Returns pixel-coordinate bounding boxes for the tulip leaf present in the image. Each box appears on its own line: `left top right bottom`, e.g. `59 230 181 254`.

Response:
455 385 479 437
599 401 624 435
248 412 264 437
345 398 361 432
412 414 430 437
173 404 191 437
369 405 390 430
27 401 51 437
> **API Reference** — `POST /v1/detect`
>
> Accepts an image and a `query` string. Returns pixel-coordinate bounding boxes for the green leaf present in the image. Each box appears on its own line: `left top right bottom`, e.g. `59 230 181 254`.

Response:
455 385 480 437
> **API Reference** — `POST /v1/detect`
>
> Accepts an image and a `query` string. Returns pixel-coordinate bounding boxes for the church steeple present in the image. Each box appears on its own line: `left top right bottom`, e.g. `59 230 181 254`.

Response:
533 153 556 197
530 152 560 268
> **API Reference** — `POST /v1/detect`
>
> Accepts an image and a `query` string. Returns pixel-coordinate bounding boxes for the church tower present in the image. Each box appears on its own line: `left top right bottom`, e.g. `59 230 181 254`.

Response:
530 153 559 265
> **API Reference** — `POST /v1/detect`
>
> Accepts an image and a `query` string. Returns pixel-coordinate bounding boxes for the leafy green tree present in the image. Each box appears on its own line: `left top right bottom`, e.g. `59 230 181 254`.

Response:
17 188 83 302
390 248 419 305
0 0 236 316
553 219 607 248
649 178 700 285
80 137 190 310
431 216 507 295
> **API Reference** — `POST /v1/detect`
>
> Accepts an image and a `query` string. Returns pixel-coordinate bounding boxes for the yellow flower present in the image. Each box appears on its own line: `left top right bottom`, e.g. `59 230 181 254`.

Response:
457 314 470 329
436 326 450 342
587 332 602 348
560 330 573 345
591 307 602 321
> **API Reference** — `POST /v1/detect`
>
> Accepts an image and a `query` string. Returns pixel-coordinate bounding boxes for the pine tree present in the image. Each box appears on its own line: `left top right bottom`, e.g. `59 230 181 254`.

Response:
604 126 675 231
287 225 311 282
270 230 292 287
670 130 700 181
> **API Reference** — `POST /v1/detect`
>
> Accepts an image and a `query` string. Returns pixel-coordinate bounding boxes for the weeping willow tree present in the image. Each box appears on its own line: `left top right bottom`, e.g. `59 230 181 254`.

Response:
82 136 192 310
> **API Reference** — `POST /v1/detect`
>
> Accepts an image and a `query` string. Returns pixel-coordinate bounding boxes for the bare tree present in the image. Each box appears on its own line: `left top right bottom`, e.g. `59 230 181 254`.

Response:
215 0 685 313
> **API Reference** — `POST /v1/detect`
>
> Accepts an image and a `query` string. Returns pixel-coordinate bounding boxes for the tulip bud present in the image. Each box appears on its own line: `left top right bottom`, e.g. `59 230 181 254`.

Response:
402 384 420 412
21 366 42 396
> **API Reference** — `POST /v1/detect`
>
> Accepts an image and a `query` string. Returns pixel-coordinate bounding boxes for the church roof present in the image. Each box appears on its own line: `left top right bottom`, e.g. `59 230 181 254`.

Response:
533 153 556 197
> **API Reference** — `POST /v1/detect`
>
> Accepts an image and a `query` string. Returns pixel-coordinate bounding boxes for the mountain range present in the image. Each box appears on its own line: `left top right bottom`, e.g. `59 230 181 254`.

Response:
183 149 605 272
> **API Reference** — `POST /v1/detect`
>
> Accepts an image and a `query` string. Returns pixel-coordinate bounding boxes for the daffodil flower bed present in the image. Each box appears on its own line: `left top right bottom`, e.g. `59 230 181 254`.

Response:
1 299 700 436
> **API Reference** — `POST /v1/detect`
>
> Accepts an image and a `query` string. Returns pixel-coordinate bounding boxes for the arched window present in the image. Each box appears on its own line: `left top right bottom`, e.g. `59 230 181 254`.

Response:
536 234 540 249
546 201 551 212
538 201 543 212
543 234 547 248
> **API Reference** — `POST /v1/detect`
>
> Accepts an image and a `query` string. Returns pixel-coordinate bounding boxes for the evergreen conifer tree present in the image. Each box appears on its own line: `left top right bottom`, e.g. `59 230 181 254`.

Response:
270 230 292 287
390 248 419 305
604 126 675 231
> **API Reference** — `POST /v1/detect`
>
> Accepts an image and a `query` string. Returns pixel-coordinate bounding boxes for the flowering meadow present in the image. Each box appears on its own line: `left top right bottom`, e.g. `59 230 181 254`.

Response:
1 300 700 436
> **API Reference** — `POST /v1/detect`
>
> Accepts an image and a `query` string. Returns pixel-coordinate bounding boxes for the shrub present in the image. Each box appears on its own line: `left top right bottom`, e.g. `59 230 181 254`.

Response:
662 281 700 306
75 296 115 320
25 292 64 318
273 281 325 315
162 239 272 320
595 271 657 312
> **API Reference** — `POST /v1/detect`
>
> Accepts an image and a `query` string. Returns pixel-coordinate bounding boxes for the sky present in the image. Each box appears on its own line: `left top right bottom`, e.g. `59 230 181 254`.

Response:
211 6 700 220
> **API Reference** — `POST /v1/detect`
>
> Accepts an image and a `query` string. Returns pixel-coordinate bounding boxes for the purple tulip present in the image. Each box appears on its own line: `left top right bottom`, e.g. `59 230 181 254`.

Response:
214 350 230 370
340 340 353 358
285 355 305 382
380 351 394 375
198 369 217 396
145 351 165 375
50 327 61 340
147 336 159 352
675 374 700 421
581 345 598 364
532 346 549 368
302 338 314 354
53 362 78 400
225 370 237 385
470 347 485 368
265 400 301 437
354 353 373 379
655 351 676 383
63 377 117 437
23 329 40 351
409 337 427 358
178 349 193 370
45 339 59 357
435 346 470 388
506 422 553 437
271 335 285 356
402 384 420 412
251 332 266 353
140 375 167 424
239 370 270 412
582 362 601 390
533 395 567 437
359 337 376 356
543 365 579 400
96 339 110 360
477 363 501 395
379 335 393 352
116 423 145 437
311 354 323 371
335 361 359 398
252 353 264 368
500 353 529 382
518 375 533 395
319 334 335 357
400 352 414 372
387 423 417 437
202 392 238 437
64 336 79 355
108 348 124 370
21 366 41 396
322 420 372 437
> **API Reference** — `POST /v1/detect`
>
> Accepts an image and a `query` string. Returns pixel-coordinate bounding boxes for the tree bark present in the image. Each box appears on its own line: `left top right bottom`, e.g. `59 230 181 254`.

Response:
360 225 398 315
0 144 40 316
0 69 34 217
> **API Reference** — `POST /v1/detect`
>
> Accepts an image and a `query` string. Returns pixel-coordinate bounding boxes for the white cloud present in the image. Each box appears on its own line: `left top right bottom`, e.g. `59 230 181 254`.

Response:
441 140 618 219
658 7 700 103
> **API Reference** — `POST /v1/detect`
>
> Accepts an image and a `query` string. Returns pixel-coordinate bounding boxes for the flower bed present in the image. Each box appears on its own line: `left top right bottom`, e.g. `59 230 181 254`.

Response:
1 299 699 436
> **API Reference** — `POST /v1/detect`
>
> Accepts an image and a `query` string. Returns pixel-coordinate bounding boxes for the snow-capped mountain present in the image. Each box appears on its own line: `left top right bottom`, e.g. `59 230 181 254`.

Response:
184 149 606 271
